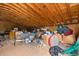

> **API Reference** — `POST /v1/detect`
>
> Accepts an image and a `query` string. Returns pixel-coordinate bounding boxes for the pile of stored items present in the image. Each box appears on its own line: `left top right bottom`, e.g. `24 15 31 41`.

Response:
47 25 79 56
0 27 46 47
0 24 79 56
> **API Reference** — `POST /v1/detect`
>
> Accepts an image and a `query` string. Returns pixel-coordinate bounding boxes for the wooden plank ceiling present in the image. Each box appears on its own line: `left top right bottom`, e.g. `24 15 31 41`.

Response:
0 3 79 28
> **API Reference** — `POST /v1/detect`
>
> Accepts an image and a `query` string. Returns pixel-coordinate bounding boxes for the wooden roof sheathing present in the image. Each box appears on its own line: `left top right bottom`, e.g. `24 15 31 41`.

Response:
0 3 79 28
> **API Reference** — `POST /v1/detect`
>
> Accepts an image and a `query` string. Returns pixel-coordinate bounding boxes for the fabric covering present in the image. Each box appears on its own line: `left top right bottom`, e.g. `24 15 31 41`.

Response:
56 25 73 36
63 36 79 56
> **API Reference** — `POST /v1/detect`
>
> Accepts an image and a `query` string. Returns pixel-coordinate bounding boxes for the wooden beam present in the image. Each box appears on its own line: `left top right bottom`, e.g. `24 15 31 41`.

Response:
54 4 65 23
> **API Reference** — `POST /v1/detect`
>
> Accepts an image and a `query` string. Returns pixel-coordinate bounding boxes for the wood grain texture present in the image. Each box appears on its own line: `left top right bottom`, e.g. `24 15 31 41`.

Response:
0 3 79 28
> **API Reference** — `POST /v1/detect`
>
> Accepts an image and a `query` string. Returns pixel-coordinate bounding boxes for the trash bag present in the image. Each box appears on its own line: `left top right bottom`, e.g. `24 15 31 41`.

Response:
64 28 73 36
49 46 64 56
56 25 63 34
56 25 73 36
34 39 42 44
25 38 31 44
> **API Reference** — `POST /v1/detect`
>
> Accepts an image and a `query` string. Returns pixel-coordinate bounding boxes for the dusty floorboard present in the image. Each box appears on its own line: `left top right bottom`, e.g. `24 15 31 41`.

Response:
0 41 50 56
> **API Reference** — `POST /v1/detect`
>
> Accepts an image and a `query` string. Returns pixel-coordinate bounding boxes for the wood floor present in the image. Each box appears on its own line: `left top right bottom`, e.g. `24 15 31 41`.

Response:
0 41 50 56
